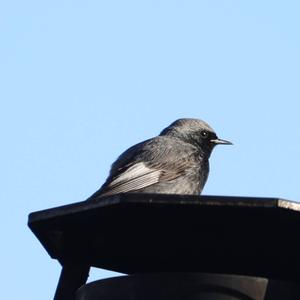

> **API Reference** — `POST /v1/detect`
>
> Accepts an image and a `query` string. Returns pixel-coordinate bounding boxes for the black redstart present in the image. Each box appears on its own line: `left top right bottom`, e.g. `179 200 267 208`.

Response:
89 118 232 199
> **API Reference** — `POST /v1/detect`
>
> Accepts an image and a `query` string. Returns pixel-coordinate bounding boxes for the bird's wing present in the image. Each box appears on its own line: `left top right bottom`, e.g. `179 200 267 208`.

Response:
89 136 198 199
97 162 162 197
92 159 191 198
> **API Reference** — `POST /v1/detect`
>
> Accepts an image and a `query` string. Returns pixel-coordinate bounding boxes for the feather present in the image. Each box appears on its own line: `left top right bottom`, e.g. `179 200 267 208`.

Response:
98 162 162 196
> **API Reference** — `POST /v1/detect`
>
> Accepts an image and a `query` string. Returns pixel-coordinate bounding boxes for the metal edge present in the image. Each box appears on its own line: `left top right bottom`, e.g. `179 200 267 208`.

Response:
28 194 299 227
278 198 300 212
28 194 123 225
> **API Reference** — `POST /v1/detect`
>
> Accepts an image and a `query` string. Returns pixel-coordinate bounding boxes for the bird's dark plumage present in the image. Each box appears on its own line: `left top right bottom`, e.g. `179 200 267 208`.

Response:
89 118 231 200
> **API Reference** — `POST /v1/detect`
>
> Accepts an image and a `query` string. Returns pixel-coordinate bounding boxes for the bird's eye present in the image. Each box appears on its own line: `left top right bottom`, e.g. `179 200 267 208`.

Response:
200 130 209 138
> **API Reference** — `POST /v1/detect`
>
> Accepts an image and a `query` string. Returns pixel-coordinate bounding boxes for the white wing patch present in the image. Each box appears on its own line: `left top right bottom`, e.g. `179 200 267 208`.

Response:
100 162 162 196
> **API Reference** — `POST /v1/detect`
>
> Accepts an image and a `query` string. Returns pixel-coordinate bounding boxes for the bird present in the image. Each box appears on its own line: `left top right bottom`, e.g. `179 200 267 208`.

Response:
89 118 232 200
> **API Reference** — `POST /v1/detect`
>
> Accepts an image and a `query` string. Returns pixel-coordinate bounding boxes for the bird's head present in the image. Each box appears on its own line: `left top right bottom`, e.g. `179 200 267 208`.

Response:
160 118 232 157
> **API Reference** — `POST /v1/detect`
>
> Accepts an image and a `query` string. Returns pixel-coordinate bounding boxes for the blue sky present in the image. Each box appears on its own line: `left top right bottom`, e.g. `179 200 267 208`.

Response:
1 1 300 299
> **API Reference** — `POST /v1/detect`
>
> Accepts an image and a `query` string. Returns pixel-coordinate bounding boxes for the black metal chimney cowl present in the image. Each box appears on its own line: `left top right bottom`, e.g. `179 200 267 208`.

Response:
28 194 300 300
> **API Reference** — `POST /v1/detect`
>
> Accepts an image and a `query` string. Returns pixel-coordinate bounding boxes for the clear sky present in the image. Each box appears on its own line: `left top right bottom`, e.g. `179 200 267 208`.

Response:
1 1 300 299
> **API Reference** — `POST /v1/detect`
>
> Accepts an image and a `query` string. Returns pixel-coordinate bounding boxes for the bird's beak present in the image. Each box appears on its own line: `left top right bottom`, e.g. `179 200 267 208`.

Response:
210 138 233 145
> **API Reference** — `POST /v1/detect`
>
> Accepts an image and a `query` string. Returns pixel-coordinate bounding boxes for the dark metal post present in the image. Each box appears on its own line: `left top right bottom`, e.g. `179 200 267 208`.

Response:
54 264 90 300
